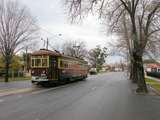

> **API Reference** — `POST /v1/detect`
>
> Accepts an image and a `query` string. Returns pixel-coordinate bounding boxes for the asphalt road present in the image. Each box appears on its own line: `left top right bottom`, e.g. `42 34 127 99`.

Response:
0 72 160 120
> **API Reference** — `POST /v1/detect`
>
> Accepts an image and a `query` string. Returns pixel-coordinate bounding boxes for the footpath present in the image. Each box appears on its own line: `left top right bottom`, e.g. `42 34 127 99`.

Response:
0 80 39 97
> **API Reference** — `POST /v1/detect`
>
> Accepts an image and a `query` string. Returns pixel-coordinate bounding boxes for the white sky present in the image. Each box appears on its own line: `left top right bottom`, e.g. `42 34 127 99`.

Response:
17 0 122 63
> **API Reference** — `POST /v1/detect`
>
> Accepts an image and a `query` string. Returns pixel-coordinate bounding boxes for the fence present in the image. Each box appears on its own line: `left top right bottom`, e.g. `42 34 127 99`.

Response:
0 70 24 78
146 72 160 78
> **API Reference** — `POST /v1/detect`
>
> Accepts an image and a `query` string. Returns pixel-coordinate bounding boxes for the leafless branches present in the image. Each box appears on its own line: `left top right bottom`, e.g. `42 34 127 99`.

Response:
0 0 38 56
65 0 160 92
62 40 87 59
0 0 39 82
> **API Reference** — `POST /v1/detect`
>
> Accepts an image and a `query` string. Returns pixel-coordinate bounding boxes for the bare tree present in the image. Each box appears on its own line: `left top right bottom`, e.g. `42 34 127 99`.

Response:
62 40 87 59
107 0 160 92
111 11 160 83
22 41 39 73
66 0 160 93
108 13 135 82
0 0 38 82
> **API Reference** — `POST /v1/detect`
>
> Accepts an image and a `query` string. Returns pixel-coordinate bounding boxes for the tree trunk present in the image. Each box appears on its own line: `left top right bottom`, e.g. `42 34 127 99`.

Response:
132 60 138 83
134 54 148 93
129 62 134 80
129 56 138 83
5 60 9 82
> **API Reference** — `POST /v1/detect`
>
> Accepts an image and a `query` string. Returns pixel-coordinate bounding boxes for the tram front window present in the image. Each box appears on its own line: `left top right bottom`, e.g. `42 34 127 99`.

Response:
35 59 41 66
31 56 49 67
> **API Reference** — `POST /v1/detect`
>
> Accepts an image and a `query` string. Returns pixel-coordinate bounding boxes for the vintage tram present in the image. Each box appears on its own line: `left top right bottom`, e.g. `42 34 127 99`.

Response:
31 49 88 86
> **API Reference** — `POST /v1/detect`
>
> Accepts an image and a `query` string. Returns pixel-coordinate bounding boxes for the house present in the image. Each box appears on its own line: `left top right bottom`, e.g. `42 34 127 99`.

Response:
144 63 160 73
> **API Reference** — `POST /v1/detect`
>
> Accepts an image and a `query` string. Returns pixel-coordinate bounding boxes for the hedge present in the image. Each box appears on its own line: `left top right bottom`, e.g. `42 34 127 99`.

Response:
146 72 160 78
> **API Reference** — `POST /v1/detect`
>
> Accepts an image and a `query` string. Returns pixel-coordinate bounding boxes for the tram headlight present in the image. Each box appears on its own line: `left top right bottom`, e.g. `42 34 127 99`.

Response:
31 70 34 74
62 70 66 73
42 70 46 74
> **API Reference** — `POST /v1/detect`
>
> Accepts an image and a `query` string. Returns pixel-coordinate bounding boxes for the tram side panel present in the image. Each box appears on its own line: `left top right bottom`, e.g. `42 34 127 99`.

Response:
58 57 88 82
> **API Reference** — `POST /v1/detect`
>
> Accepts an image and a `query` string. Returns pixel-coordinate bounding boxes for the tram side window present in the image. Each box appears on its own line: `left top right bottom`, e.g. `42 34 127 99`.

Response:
42 59 48 67
64 63 68 68
60 60 68 68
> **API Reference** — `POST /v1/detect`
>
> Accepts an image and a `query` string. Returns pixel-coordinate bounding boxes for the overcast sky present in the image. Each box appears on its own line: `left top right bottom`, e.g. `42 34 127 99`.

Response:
18 0 110 48
17 0 122 63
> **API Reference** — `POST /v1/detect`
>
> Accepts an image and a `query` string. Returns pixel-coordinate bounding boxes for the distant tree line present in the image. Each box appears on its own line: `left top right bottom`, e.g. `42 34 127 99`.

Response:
62 40 108 72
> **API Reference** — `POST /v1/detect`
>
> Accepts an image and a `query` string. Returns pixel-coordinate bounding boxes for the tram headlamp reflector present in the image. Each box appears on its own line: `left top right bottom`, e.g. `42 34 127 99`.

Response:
42 70 46 74
31 70 34 74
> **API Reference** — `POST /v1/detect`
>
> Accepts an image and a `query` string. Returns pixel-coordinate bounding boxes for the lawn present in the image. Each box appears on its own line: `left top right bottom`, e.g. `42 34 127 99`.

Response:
145 78 160 91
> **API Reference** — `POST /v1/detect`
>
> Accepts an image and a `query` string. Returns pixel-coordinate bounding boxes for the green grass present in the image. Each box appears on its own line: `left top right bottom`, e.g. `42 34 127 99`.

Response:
152 84 160 90
0 77 31 82
145 78 156 83
145 78 160 91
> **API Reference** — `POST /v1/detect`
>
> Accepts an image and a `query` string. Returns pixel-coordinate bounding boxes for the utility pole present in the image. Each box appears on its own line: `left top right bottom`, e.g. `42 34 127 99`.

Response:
41 38 49 50
73 45 80 58
25 46 28 72
46 38 49 50
41 33 62 50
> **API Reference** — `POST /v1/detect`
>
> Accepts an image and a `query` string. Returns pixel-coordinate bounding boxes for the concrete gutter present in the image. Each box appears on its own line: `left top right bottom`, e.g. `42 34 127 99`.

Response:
0 88 40 97
145 76 160 82
147 84 160 96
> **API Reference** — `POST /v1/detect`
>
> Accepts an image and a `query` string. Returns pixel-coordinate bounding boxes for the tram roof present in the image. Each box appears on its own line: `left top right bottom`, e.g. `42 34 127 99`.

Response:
31 49 88 64
31 49 61 56
61 55 88 64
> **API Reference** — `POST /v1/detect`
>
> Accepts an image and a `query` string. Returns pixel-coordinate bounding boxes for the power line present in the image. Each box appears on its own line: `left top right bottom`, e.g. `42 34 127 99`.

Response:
35 24 63 40
34 23 65 51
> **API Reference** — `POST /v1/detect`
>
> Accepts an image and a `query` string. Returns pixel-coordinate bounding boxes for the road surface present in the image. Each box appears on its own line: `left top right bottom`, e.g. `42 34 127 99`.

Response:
0 72 160 120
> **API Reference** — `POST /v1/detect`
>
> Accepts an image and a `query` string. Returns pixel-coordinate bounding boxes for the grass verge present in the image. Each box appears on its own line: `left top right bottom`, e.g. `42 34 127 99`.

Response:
145 78 160 91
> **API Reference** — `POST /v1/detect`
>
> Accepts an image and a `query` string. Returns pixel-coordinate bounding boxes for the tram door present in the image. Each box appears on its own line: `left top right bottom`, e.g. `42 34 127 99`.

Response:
51 57 58 80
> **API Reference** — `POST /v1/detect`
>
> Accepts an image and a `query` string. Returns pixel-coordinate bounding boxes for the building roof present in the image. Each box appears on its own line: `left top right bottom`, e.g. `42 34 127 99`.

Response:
146 63 160 68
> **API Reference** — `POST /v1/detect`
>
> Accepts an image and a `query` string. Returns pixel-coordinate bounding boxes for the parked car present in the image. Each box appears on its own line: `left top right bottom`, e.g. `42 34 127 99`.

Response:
89 68 97 75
